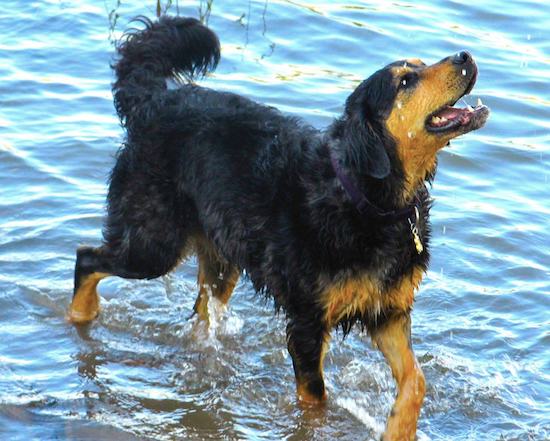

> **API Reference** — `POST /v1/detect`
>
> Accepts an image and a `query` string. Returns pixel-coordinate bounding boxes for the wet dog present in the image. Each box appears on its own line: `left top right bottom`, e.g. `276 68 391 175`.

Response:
68 16 489 440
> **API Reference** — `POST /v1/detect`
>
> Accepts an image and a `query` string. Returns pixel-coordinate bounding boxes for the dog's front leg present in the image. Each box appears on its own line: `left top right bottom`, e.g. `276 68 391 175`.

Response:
286 315 330 404
372 312 425 441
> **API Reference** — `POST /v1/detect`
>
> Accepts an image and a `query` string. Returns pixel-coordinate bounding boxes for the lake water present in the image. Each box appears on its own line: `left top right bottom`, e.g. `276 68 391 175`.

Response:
0 1 548 440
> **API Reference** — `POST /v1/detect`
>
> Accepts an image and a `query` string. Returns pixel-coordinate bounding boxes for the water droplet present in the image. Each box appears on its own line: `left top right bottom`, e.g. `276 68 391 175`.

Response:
407 131 415 139
397 101 402 109
527 34 531 40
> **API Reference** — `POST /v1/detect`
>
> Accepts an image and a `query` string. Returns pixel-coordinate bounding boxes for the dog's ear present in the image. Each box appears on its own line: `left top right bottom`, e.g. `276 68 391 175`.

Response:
345 116 391 179
363 123 391 178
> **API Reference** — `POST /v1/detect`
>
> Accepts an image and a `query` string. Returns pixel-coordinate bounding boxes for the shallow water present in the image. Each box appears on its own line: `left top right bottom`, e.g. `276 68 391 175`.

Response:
0 1 548 440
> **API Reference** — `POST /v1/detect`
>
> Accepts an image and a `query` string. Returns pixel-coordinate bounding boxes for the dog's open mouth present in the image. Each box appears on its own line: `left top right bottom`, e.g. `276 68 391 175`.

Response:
426 98 489 134
426 64 489 135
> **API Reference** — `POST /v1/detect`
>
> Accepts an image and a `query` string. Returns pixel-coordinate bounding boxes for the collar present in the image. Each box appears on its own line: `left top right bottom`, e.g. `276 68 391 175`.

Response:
329 149 418 223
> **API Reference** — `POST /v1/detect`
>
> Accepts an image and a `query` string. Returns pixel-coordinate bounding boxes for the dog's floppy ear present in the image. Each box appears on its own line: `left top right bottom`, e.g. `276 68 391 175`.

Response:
345 115 391 179
363 123 391 178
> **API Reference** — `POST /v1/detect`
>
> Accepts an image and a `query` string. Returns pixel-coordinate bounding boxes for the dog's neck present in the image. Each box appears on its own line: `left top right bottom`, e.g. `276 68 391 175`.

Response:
328 129 403 212
329 148 419 222
328 117 432 212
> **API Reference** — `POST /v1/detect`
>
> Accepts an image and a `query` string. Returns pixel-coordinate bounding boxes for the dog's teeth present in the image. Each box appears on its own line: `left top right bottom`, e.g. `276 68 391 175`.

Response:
462 69 467 76
432 116 441 124
477 98 483 107
440 117 447 122
467 105 474 112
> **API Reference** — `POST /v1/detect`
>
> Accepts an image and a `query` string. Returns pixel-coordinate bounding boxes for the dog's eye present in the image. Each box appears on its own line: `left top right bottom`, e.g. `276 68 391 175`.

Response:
399 72 418 89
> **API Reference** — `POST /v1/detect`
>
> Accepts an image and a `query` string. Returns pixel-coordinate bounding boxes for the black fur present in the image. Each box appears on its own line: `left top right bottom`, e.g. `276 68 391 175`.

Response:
76 16 433 400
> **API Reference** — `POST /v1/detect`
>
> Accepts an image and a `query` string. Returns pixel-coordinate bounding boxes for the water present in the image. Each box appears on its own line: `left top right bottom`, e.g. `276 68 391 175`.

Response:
0 1 548 440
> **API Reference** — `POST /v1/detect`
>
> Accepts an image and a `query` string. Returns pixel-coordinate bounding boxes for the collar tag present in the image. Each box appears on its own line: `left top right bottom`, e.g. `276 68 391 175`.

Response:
408 206 424 254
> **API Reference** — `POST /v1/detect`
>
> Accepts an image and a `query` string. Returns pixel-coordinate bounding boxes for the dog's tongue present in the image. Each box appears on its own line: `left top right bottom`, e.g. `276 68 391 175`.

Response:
430 106 470 127
437 107 464 120
429 98 485 128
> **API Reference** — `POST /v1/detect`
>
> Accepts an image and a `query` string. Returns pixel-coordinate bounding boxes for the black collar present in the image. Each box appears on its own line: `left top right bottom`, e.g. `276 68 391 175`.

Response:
330 150 418 222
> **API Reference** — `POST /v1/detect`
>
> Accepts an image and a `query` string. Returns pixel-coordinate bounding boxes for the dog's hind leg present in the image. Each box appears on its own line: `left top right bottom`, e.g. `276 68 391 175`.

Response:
68 198 192 324
67 246 111 323
68 235 187 324
193 238 239 322
286 315 330 404
372 312 425 441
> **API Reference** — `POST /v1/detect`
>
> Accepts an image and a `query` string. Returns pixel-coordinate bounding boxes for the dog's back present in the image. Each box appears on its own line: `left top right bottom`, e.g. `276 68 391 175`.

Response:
106 16 319 281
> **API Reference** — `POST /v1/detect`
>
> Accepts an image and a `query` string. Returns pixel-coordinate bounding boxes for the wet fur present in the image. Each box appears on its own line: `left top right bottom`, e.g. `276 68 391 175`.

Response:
70 16 448 436
105 16 430 319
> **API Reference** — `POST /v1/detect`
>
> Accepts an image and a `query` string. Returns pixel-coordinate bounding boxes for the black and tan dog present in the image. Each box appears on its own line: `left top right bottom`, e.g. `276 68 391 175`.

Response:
68 16 489 440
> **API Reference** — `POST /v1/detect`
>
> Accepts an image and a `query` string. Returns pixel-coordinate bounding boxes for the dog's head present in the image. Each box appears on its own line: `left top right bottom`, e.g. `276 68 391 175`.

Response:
344 51 489 198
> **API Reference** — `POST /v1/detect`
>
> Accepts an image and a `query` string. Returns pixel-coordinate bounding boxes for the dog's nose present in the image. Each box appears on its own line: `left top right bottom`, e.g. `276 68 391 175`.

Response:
452 51 472 65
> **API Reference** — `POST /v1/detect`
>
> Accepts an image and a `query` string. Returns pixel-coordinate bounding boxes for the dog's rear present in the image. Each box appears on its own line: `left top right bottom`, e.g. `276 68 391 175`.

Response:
68 17 222 323
68 16 292 325
113 16 220 127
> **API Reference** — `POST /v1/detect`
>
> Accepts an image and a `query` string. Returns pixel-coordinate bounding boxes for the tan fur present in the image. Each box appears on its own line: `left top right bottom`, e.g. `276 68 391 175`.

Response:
296 381 327 404
67 272 110 323
193 236 240 322
387 61 468 200
295 333 331 403
373 315 426 441
322 266 425 328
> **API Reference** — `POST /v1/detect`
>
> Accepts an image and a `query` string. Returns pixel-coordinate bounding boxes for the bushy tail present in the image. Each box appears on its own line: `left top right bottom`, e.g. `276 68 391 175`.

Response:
113 16 220 126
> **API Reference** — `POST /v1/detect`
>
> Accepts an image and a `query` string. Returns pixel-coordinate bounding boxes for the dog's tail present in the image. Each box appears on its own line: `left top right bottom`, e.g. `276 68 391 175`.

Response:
113 16 220 126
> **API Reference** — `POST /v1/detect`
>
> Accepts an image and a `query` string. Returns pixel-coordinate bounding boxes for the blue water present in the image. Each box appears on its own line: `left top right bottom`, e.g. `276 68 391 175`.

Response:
0 1 548 440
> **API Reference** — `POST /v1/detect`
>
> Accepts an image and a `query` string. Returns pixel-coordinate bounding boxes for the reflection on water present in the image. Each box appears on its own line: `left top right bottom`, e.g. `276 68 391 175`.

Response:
1 0 549 440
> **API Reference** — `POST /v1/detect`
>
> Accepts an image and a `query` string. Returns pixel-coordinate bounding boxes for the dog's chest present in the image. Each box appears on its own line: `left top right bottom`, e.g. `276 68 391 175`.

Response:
321 265 425 328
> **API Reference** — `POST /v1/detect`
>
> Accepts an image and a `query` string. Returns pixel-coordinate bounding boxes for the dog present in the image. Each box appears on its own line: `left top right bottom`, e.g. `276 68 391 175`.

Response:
68 16 489 440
